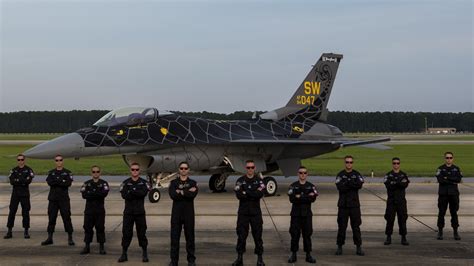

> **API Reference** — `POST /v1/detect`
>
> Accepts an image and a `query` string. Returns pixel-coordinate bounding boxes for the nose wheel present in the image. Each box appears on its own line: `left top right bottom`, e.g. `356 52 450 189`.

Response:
147 172 178 203
209 173 228 193
148 188 161 203
263 176 278 197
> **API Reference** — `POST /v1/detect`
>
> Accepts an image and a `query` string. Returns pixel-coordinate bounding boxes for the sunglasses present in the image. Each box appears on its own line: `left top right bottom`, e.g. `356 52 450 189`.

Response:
246 166 255 169
92 171 100 173
179 167 189 170
345 161 353 164
55 159 63 162
445 157 453 159
131 168 140 171
298 171 307 175
392 162 400 165
17 158 25 161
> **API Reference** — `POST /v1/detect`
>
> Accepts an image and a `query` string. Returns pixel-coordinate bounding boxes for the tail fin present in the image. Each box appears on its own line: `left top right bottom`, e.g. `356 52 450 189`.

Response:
260 53 343 123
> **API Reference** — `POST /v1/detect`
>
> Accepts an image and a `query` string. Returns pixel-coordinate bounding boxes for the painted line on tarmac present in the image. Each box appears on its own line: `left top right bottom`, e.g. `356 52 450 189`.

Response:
362 187 440 232
262 197 290 255
409 215 437 232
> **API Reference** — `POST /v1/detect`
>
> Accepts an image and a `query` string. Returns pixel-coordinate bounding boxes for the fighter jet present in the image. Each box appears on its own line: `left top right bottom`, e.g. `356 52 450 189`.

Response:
25 53 389 203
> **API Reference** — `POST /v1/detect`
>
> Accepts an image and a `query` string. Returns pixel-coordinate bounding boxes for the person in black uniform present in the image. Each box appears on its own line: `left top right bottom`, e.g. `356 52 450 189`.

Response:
287 166 318 264
436 152 463 240
41 155 75 246
168 162 198 266
118 162 151 263
335 155 364 256
232 160 266 266
383 157 409 246
4 154 34 239
80 165 110 255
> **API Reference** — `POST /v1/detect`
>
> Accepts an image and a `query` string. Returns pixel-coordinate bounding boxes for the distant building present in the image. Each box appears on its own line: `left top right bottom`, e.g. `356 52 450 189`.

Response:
427 128 456 134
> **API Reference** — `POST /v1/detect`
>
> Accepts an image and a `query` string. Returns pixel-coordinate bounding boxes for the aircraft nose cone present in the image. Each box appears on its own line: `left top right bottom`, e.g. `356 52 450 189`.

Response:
24 133 85 159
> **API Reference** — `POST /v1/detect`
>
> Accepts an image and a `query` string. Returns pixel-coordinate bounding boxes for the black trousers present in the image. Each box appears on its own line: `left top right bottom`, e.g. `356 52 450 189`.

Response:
7 195 30 229
170 214 195 263
337 207 362 246
289 215 313 252
47 200 73 233
83 213 106 243
384 201 408 236
121 214 147 249
236 214 264 255
437 195 460 229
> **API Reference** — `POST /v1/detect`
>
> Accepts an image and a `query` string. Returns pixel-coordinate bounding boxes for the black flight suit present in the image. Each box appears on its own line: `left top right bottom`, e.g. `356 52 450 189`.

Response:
120 177 150 250
46 168 74 233
288 181 318 253
168 177 198 265
436 164 463 229
384 170 409 236
7 166 34 229
234 175 266 255
81 179 109 244
335 170 364 246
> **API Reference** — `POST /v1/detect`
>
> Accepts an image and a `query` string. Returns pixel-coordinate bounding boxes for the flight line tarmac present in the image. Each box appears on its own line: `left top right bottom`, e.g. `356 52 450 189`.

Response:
0 176 472 265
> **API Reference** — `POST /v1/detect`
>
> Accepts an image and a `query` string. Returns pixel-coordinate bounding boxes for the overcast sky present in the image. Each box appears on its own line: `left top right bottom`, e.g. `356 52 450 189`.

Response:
0 0 472 113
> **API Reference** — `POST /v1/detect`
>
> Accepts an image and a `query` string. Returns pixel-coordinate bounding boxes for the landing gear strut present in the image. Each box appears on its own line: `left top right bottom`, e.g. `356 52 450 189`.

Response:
209 173 229 193
147 172 178 203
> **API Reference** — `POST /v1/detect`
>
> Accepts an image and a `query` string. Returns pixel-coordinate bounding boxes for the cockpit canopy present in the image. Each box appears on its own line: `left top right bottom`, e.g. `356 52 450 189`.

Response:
93 107 172 127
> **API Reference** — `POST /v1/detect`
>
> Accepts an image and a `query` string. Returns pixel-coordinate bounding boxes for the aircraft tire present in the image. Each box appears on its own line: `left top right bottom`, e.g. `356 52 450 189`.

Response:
209 174 226 193
263 176 278 197
149 188 161 203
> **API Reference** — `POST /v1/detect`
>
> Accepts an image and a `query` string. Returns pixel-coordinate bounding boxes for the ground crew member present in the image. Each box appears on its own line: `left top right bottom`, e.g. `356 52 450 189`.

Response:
287 166 318 264
335 155 364 256
118 163 150 263
436 152 462 240
232 160 266 266
383 157 409 246
4 154 34 239
168 162 198 266
41 154 75 246
80 165 109 255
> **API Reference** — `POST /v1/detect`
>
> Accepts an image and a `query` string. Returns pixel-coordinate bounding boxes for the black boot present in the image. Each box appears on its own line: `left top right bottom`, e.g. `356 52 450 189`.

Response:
257 254 265 266
288 252 297 263
118 248 128 263
335 245 343 255
68 233 75 246
453 228 461 240
142 246 149 262
3 228 12 239
356 245 365 256
41 232 53 245
384 235 392 245
99 243 106 255
24 229 30 239
305 252 316 263
80 243 90 255
188 262 196 266
401 235 409 245
437 228 443 240
232 253 243 266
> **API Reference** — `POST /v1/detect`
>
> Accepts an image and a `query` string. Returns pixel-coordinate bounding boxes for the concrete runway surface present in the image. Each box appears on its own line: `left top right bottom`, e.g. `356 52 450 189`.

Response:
0 176 472 265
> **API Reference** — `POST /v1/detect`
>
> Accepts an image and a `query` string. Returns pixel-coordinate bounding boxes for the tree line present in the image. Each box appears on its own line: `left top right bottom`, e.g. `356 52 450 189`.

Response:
0 110 472 133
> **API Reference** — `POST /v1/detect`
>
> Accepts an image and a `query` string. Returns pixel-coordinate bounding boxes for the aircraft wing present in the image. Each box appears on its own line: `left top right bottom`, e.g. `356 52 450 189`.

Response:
230 137 391 149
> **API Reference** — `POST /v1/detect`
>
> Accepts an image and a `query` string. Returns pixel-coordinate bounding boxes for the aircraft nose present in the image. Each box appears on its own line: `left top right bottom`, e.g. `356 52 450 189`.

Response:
24 133 85 159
